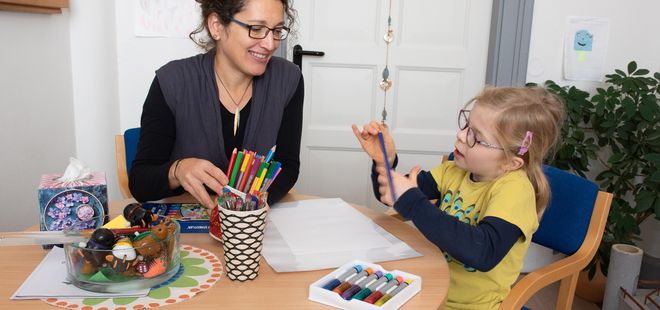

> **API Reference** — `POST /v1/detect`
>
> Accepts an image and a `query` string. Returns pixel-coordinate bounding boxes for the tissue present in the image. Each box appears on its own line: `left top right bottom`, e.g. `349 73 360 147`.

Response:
38 158 108 248
58 157 92 183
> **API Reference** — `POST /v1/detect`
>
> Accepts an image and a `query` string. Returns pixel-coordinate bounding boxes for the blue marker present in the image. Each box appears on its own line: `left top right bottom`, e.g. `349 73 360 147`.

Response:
378 131 397 202
322 265 362 290
264 145 276 162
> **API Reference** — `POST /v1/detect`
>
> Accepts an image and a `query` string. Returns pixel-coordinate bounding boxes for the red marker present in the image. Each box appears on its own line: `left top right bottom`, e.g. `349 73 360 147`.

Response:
364 275 402 304
226 148 238 177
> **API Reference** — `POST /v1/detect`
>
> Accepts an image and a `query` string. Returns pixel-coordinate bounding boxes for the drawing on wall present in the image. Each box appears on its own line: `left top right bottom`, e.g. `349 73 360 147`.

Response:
135 0 200 38
564 16 610 81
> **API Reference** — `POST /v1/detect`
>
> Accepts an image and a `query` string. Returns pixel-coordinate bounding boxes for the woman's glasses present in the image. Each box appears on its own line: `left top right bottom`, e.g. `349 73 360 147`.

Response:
230 17 290 40
458 110 504 150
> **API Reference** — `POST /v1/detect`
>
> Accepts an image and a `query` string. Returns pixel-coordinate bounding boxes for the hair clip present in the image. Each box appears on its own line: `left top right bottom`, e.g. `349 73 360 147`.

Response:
517 131 533 156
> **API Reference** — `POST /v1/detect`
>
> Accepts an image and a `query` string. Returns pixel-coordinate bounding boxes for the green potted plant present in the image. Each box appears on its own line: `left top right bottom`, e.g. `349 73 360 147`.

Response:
534 61 660 299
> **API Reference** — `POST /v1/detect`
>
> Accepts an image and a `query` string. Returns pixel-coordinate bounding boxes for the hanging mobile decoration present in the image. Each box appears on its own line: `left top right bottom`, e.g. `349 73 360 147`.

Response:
380 0 394 124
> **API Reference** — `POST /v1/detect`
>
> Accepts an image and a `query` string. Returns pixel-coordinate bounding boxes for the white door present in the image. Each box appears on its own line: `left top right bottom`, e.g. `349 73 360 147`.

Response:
290 0 493 211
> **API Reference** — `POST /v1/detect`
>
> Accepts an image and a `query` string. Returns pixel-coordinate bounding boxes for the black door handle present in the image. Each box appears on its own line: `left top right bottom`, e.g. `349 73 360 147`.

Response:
292 44 325 70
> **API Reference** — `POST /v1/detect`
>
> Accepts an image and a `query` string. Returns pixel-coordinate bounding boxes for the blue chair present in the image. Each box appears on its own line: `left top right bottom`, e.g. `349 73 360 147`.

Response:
115 128 140 198
501 165 612 309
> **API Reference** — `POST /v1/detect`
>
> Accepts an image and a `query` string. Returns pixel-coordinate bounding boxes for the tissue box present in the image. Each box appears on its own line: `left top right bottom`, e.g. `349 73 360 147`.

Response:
142 203 210 233
37 172 108 236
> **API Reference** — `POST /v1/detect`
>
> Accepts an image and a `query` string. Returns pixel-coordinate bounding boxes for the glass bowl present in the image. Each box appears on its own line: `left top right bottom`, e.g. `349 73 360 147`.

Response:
63 217 181 293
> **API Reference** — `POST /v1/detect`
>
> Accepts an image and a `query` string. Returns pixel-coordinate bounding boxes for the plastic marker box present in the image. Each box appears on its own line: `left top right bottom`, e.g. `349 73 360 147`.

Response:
309 260 421 310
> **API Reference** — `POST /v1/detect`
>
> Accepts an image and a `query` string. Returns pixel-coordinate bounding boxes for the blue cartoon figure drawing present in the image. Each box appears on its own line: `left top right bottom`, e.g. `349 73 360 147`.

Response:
573 30 593 51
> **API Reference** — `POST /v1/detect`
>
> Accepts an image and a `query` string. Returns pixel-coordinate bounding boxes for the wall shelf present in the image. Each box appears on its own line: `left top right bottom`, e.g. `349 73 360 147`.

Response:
0 0 69 14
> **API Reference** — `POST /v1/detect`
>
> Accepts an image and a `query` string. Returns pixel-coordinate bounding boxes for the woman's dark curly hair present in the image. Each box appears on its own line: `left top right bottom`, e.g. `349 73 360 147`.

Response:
189 0 297 51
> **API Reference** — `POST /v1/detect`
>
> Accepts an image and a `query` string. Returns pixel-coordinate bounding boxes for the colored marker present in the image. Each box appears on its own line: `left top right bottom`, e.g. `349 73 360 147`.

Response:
226 148 237 177
260 161 280 191
364 276 403 304
261 166 281 192
374 279 413 306
249 162 268 193
378 131 397 202
234 152 252 191
352 272 393 300
241 155 262 192
333 268 373 294
340 270 383 300
264 145 276 162
237 153 253 192
322 265 363 290
229 150 244 187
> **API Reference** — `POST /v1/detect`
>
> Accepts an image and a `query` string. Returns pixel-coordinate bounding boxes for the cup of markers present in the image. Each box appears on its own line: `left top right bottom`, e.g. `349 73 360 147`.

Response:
209 147 279 281
228 146 281 196
209 146 278 242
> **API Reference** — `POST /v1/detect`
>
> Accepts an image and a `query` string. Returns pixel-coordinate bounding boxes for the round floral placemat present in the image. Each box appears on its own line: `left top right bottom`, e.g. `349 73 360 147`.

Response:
43 245 222 309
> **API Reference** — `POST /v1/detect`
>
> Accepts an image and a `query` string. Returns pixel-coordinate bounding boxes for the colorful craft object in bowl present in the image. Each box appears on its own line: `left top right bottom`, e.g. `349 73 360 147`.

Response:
63 205 180 293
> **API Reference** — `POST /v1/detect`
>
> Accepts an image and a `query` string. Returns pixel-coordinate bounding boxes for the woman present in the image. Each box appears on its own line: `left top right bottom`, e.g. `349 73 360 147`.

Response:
129 0 303 208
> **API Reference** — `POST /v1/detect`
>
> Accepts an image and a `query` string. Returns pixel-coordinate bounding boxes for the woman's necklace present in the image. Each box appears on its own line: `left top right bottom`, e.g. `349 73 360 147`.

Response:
215 70 252 135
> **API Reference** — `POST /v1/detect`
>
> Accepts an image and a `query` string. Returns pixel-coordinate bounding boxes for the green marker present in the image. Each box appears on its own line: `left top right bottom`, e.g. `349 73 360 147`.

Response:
352 273 393 300
229 151 243 187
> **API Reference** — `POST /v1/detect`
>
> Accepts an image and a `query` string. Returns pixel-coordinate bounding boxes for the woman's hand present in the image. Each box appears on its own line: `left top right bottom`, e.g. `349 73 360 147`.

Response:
169 158 228 209
351 122 396 166
375 165 421 206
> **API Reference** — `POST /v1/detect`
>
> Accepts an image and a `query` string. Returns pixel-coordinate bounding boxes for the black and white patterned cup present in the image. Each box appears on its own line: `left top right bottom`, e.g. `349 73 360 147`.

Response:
218 206 268 281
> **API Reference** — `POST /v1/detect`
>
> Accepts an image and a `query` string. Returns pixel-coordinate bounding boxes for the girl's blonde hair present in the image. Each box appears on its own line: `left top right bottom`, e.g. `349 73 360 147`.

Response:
470 86 565 217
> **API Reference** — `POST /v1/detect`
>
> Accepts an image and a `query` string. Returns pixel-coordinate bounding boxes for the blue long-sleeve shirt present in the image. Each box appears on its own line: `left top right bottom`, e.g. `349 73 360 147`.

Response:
371 157 522 271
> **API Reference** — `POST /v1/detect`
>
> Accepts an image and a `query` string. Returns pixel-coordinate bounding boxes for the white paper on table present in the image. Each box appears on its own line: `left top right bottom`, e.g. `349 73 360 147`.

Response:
12 247 149 300
263 198 421 272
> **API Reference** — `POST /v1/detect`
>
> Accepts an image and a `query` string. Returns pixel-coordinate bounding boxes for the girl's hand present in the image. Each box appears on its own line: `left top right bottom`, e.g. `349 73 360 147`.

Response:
376 165 421 206
351 122 396 166
169 158 229 209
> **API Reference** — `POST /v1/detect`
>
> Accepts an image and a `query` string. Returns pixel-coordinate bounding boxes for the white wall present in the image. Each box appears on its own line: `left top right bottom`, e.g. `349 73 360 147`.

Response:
69 0 121 205
0 10 76 231
114 1 202 131
527 0 660 92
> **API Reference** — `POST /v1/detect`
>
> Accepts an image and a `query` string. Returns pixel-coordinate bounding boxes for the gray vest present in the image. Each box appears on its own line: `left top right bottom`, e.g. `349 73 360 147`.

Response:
156 50 301 170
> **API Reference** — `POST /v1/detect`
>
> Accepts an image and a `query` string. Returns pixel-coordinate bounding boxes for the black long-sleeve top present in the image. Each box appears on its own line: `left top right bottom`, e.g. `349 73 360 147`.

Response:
129 76 304 205
371 157 522 271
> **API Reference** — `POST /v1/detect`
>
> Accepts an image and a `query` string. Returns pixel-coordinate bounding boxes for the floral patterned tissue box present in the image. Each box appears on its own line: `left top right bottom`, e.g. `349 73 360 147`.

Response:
37 172 108 248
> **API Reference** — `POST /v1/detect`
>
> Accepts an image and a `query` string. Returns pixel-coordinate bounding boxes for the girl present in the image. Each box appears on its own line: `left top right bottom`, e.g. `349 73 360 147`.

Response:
352 86 565 309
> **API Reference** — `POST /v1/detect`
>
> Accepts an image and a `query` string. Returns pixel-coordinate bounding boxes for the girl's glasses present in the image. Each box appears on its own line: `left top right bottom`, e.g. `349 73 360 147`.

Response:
458 110 504 150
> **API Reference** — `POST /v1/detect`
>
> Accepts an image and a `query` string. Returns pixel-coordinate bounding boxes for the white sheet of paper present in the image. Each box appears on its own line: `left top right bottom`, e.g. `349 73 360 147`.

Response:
12 247 149 300
263 198 421 272
563 16 610 81
134 0 200 38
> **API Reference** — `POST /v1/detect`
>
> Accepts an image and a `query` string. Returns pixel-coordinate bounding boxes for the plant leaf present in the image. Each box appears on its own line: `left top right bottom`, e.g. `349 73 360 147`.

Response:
628 61 637 74
633 69 650 76
643 153 660 165
635 190 656 212
650 171 660 183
